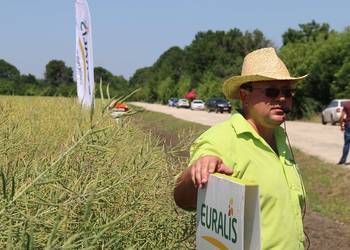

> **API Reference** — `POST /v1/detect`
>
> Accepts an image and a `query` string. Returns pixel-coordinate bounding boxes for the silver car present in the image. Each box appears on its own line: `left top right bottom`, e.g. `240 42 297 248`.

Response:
321 99 350 125
176 99 190 108
190 99 205 110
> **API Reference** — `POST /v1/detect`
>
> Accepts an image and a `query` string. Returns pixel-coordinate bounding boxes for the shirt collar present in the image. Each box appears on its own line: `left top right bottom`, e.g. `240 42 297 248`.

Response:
229 110 287 155
229 110 262 140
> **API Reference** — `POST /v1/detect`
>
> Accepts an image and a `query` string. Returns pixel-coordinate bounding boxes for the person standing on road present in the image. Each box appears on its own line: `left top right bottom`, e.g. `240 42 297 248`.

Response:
173 47 308 250
337 101 350 165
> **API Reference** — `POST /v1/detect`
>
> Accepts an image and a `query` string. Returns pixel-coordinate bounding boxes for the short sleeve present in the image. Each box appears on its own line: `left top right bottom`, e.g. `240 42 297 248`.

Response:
188 131 235 168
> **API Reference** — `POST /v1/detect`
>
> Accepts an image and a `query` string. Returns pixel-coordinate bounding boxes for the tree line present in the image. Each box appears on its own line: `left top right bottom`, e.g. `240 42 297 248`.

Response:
1 20 350 118
129 20 350 118
0 60 129 98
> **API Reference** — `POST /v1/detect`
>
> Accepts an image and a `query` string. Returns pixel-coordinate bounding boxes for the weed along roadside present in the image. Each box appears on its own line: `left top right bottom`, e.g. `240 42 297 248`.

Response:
132 107 350 250
0 96 195 249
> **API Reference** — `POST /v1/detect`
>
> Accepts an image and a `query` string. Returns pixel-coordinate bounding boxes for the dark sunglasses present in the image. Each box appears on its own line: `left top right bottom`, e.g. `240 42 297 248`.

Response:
243 85 294 98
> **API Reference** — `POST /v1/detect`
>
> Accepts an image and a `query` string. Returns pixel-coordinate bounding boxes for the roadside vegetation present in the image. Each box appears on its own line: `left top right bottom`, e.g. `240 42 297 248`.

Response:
0 96 195 249
297 113 322 123
295 148 350 222
132 109 350 224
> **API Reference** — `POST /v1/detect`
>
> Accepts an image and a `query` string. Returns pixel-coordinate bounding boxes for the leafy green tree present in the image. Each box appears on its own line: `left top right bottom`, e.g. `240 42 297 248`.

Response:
176 75 191 98
103 75 130 98
334 58 350 98
308 35 343 104
282 20 331 46
94 66 114 84
241 29 273 53
184 29 272 83
21 74 37 84
299 20 331 42
156 77 175 103
129 67 158 101
196 72 223 101
129 67 154 86
279 24 350 117
16 74 40 96
0 59 20 80
152 46 185 83
128 27 272 104
0 59 21 95
56 83 76 96
331 28 350 98
111 75 129 94
44 60 73 86
0 79 16 95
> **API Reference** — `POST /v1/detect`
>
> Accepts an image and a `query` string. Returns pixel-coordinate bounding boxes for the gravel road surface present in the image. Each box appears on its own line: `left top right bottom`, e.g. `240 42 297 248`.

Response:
131 102 345 165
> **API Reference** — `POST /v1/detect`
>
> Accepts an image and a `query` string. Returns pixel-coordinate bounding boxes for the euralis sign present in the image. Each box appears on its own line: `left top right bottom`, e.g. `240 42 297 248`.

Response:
196 174 261 250
199 203 238 243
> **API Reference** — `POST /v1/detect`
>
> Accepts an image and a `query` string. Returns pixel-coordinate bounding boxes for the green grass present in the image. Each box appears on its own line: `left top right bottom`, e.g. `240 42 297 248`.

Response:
131 107 207 151
295 148 350 222
132 109 350 224
297 112 322 123
0 96 195 249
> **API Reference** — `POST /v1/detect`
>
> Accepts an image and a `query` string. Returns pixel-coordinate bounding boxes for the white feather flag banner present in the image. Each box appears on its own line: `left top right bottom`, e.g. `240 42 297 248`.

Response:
75 0 94 108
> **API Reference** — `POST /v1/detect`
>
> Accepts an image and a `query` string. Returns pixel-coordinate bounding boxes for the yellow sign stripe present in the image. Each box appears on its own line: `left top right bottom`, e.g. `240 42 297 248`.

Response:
202 236 229 250
78 38 87 98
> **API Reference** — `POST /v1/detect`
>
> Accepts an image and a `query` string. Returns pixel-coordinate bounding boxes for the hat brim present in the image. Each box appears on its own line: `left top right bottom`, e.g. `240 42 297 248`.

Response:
223 74 308 99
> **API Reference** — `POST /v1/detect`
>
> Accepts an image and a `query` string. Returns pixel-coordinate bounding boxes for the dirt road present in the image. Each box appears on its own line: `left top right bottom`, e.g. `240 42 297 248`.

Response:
131 102 345 165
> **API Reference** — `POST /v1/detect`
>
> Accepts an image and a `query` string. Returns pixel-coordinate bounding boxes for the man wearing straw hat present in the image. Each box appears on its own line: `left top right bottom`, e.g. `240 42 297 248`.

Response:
174 47 307 250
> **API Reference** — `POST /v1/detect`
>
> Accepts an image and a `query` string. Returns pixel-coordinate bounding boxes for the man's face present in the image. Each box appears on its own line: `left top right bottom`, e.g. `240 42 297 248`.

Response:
242 81 294 128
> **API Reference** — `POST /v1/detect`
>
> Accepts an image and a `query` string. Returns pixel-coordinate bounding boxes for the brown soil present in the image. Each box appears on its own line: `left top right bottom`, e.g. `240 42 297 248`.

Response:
304 209 350 250
134 115 350 250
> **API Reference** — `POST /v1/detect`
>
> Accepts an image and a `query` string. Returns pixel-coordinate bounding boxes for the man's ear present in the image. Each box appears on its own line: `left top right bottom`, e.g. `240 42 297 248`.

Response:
239 88 248 102
239 88 251 110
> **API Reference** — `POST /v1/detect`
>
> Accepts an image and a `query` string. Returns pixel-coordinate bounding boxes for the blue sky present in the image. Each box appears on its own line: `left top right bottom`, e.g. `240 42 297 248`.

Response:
0 0 349 80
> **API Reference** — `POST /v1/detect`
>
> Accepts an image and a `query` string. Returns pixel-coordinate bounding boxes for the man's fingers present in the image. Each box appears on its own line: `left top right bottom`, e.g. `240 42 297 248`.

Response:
208 159 219 174
217 162 233 175
190 165 197 187
194 163 203 188
200 160 210 185
201 158 219 184
190 156 232 189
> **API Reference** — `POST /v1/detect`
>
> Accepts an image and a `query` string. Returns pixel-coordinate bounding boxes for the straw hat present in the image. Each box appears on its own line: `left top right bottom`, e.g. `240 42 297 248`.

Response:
223 47 307 99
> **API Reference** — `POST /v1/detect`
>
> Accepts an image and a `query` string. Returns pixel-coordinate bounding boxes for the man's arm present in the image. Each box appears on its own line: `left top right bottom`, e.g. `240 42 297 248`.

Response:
340 110 346 131
173 156 233 210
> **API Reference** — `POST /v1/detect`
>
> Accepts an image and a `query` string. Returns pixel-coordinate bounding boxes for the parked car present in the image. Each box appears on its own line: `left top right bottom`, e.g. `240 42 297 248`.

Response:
167 97 178 107
176 98 190 108
321 99 350 125
190 99 205 110
206 97 232 113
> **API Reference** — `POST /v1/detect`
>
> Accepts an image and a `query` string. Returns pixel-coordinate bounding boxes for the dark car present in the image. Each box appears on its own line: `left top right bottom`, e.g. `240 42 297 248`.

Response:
206 97 232 113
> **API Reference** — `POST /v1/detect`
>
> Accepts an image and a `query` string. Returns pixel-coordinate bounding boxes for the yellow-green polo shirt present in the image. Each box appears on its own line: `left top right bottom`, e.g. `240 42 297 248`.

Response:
190 111 305 250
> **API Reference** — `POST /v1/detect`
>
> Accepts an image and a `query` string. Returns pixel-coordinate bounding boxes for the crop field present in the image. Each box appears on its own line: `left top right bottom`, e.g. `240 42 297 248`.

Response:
2 96 350 249
0 96 195 249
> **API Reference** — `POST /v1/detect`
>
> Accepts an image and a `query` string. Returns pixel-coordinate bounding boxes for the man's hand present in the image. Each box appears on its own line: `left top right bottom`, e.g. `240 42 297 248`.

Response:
173 155 233 209
190 155 233 188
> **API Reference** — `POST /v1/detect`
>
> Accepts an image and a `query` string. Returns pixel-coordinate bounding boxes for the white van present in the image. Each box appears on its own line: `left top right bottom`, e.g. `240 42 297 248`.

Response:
321 99 350 125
